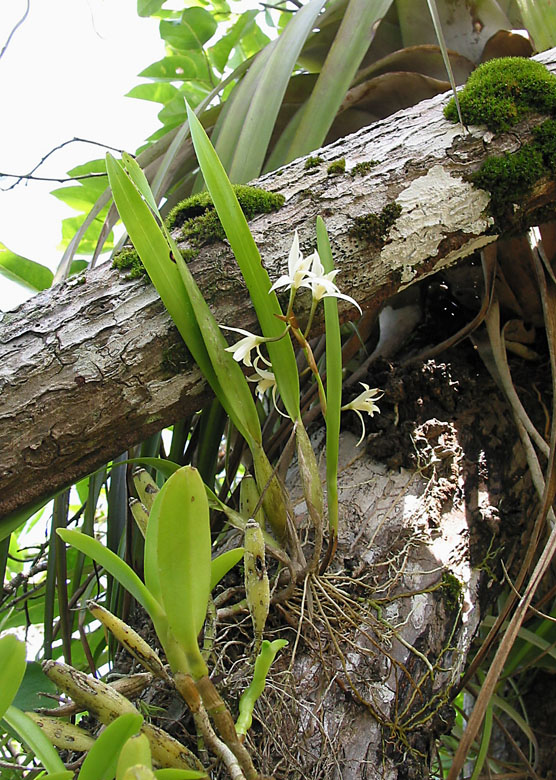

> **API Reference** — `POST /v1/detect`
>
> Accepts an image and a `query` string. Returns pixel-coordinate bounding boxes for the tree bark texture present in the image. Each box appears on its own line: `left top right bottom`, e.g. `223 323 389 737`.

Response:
2 47 556 518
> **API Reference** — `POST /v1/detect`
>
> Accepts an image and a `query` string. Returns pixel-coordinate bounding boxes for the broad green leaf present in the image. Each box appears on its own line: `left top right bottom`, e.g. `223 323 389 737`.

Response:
284 0 394 164
59 214 113 254
51 179 109 212
138 0 165 17
514 0 556 51
186 103 301 422
43 773 74 780
227 0 326 184
211 548 244 590
121 152 159 214
139 54 206 82
317 216 342 551
79 712 143 780
12 661 58 712
57 529 164 623
2 706 67 774
160 9 217 51
67 158 108 177
154 467 211 679
126 83 180 105
0 635 26 719
154 771 208 780
0 243 53 291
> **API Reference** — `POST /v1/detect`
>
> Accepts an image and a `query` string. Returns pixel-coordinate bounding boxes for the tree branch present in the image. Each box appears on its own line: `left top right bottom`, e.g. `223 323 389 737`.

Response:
2 46 556 519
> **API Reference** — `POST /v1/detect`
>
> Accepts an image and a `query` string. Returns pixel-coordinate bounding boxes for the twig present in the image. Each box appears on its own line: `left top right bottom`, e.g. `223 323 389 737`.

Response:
0 0 30 61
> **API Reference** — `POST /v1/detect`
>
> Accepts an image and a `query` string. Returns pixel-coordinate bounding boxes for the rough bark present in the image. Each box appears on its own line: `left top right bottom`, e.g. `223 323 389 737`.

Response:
2 47 556 518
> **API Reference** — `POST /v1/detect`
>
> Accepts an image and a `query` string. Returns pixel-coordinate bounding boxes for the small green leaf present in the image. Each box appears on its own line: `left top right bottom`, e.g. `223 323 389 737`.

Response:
0 635 26 720
211 548 244 590
126 83 180 105
160 9 217 51
116 733 152 780
79 712 143 780
236 639 288 735
2 706 67 774
139 55 206 82
0 243 53 291
138 0 165 17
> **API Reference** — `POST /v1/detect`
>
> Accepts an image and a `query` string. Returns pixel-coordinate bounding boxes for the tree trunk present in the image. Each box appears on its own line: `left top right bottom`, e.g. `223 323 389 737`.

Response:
2 46 556 519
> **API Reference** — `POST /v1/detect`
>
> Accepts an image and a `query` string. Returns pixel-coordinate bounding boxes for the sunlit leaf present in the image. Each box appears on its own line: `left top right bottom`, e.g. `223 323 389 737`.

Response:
514 0 556 52
0 242 53 291
126 83 180 105
211 548 244 590
139 54 207 81
0 635 26 720
138 0 165 17
210 10 258 73
160 9 217 51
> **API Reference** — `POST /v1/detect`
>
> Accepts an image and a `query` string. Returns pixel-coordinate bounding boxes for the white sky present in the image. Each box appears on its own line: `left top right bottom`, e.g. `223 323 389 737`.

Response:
0 0 165 311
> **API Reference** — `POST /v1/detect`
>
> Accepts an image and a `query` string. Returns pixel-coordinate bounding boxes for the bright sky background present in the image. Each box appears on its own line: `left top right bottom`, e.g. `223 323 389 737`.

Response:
0 1 167 311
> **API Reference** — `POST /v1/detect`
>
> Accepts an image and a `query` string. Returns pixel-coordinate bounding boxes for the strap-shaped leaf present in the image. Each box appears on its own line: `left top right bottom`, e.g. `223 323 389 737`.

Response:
186 103 301 422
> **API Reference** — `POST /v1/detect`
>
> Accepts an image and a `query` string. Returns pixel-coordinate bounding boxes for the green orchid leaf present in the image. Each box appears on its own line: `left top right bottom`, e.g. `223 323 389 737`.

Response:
116 733 152 780
235 639 288 736
154 771 208 780
2 706 67 775
211 548 244 591
186 102 300 422
152 466 211 679
0 635 26 720
0 243 53 291
43 773 74 780
317 216 341 552
57 529 164 623
79 712 143 780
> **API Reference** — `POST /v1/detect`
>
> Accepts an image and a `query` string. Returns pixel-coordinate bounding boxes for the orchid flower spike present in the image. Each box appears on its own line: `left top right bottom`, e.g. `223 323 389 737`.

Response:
341 383 383 446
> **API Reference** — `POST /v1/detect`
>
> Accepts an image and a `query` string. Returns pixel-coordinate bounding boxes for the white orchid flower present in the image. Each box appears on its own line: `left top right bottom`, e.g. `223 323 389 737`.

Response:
306 251 362 312
247 359 277 398
341 383 383 446
222 326 266 367
269 231 313 293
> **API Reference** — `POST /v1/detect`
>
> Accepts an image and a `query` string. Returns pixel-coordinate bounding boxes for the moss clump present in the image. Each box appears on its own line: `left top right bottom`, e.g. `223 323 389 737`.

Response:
304 155 323 172
440 571 463 611
444 57 556 133
351 160 378 176
327 158 346 175
471 118 556 223
350 202 402 247
166 185 285 246
112 248 145 279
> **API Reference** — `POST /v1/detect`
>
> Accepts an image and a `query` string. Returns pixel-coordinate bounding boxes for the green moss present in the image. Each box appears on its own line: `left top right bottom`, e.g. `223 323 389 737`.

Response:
304 155 323 171
350 202 402 247
444 57 556 133
327 158 346 175
440 571 463 611
471 118 556 224
112 248 145 279
166 184 285 246
351 160 378 176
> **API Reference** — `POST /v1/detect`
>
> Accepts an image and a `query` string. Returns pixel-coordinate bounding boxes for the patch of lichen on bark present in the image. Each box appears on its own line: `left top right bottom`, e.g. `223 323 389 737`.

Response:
445 58 556 227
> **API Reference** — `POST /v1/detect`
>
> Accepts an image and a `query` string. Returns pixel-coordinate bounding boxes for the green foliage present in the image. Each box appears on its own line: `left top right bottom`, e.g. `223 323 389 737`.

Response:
444 57 556 132
351 160 378 176
304 155 324 171
0 243 53 291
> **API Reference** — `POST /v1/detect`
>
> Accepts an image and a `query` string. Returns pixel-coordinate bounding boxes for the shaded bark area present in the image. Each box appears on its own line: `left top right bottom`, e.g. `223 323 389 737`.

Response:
3 47 556 518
